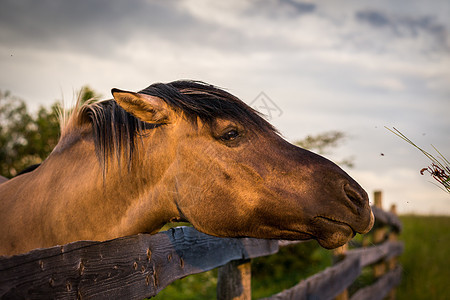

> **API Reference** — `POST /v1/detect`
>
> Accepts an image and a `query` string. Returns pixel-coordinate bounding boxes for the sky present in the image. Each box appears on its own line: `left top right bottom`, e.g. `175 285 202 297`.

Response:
1 0 449 214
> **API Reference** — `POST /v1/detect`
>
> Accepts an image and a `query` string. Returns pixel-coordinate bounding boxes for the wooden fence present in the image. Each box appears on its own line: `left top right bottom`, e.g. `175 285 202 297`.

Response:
0 191 402 299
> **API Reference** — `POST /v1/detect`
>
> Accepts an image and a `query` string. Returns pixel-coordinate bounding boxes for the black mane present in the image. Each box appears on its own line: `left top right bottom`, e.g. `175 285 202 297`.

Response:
139 80 274 131
83 80 275 172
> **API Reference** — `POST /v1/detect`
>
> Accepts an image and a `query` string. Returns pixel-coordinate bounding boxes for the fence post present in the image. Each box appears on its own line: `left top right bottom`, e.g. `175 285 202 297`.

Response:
373 191 387 278
217 259 251 300
387 204 399 300
333 244 349 300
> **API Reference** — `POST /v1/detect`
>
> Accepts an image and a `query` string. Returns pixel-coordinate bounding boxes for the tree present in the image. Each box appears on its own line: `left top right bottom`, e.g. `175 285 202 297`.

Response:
295 131 354 168
0 86 100 178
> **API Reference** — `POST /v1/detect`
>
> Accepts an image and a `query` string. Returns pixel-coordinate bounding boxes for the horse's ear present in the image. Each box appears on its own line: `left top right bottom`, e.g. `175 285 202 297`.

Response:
111 88 169 124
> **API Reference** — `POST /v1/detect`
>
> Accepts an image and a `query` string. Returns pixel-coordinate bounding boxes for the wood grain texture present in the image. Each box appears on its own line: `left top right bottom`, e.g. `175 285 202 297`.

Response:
0 227 278 299
217 259 251 300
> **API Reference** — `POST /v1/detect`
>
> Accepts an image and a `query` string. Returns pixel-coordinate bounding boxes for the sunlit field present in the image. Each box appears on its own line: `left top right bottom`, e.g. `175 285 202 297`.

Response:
397 215 450 300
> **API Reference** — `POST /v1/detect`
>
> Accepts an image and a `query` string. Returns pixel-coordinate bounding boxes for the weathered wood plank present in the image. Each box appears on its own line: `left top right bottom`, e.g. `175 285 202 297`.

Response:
371 206 402 232
346 241 404 268
261 255 361 300
217 259 252 300
0 227 278 299
333 244 349 300
350 266 402 300
261 240 404 300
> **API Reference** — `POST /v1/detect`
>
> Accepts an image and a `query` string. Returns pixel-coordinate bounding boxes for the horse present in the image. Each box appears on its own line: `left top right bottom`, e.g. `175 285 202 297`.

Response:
0 80 374 256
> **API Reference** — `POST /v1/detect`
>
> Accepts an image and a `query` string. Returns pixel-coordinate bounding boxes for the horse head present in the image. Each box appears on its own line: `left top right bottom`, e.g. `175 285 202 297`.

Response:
110 81 374 249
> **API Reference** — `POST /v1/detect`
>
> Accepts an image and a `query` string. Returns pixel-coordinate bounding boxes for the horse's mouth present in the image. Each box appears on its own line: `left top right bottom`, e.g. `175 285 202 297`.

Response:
313 216 356 249
315 216 356 234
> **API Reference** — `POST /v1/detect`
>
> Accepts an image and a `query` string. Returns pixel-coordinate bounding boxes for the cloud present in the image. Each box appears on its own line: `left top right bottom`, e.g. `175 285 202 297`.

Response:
358 77 405 92
3 0 446 65
280 0 316 14
0 0 220 57
355 9 449 52
245 0 316 18
355 10 391 27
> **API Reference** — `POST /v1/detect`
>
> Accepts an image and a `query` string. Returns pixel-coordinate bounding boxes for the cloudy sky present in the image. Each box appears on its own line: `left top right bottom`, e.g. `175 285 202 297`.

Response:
1 0 449 214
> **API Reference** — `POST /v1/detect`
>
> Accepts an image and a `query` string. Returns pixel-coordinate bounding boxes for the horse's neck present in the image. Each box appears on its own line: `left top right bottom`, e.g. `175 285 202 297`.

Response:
0 150 177 255
0 171 44 208
0 170 50 254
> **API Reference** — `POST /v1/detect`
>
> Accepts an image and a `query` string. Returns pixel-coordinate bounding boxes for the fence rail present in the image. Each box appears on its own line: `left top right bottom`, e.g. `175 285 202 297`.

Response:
264 239 403 300
0 191 402 299
0 228 278 299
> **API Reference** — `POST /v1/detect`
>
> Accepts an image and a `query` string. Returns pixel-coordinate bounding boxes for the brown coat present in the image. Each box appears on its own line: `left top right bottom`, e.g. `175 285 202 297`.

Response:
0 81 373 256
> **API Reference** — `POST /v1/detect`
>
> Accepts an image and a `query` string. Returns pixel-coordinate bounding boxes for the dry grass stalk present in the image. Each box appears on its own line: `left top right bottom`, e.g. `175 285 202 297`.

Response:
386 127 449 194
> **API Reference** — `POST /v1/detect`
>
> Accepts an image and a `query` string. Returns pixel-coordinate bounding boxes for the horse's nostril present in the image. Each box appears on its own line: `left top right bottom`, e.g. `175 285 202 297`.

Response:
343 183 365 205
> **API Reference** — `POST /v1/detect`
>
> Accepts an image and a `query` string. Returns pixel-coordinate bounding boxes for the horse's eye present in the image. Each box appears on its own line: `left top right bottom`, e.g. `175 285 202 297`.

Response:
221 129 239 141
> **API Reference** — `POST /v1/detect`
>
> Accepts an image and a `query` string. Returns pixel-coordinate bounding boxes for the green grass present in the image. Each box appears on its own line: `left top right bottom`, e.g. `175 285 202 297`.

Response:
397 215 450 300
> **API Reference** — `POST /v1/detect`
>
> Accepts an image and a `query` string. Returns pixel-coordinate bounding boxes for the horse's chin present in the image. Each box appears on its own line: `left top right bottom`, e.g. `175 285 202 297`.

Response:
273 228 353 249
313 218 355 249
316 234 353 249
